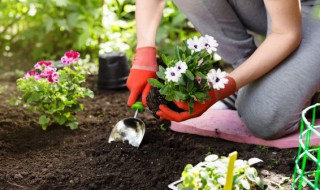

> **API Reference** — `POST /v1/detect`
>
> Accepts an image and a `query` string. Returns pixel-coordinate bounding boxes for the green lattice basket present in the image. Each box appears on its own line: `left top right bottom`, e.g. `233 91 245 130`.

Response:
292 103 320 189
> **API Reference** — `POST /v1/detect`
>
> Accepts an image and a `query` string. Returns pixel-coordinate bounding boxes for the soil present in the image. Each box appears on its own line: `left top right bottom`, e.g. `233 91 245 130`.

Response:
0 75 307 190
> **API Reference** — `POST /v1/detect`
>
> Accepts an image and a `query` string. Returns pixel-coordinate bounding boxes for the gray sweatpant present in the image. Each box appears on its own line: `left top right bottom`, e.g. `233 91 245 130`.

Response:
173 0 320 139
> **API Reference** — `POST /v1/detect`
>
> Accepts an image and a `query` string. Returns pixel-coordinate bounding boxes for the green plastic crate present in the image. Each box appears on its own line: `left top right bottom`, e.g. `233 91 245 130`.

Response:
292 103 320 189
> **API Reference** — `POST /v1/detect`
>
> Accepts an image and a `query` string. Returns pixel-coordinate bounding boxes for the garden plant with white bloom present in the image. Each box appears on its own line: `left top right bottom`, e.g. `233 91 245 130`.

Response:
175 154 265 190
148 35 228 113
15 50 94 130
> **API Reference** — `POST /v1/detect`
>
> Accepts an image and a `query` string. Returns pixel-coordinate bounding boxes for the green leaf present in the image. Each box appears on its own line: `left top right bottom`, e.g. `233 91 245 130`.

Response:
186 80 194 91
195 71 206 78
160 55 168 66
245 168 258 182
54 115 67 125
188 100 194 114
156 70 166 81
255 177 265 189
79 104 84 110
194 92 207 100
171 12 186 27
148 79 163 88
185 70 194 81
67 121 78 130
85 89 94 98
160 85 170 95
64 112 71 118
176 46 181 60
177 76 186 86
173 91 186 101
39 115 50 129
27 93 41 104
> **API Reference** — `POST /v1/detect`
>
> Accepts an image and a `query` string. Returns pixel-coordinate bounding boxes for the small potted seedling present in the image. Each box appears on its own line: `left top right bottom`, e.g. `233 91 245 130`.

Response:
147 35 227 118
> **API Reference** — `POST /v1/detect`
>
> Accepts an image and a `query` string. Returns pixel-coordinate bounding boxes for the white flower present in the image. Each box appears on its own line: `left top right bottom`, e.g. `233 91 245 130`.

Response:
234 159 248 169
165 67 181 82
187 36 204 52
202 35 219 54
217 177 226 185
175 61 188 74
207 68 229 90
204 154 219 162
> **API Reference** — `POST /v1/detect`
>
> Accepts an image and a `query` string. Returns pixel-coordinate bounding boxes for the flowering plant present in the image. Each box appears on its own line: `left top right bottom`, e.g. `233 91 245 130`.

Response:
174 154 265 190
148 35 228 114
16 50 94 130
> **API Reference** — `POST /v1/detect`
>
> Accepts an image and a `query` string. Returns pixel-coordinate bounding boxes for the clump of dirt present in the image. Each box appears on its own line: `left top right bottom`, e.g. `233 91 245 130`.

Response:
147 87 184 119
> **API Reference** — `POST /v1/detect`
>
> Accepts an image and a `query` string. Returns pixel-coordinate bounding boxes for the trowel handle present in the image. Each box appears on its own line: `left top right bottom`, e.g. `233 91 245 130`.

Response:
131 96 145 113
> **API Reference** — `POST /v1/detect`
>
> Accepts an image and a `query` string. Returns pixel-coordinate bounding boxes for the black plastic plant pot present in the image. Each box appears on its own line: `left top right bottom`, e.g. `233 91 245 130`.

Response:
98 52 130 90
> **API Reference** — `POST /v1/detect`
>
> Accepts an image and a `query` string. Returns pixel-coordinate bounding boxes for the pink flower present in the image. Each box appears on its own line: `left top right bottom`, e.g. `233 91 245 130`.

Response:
40 67 57 78
39 67 59 83
24 70 40 80
34 61 52 69
61 50 80 65
47 72 59 83
195 76 202 84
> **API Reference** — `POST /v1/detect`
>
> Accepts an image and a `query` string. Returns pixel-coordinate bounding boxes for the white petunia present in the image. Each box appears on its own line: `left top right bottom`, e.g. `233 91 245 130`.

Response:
202 35 219 54
207 68 229 90
165 67 181 82
174 61 188 74
187 36 205 52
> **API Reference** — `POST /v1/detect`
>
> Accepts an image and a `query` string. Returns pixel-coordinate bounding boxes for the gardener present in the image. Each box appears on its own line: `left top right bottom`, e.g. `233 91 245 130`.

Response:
126 0 320 140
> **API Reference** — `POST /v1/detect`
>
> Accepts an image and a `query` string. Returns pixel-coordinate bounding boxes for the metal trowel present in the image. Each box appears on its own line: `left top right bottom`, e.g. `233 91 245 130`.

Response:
108 98 145 148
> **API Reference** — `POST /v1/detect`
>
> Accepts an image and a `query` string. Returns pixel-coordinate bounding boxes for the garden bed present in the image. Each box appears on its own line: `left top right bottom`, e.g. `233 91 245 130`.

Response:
0 75 298 189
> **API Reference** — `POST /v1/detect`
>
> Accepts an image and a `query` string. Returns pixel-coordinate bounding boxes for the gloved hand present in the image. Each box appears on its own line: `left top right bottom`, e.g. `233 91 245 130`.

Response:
156 76 237 121
127 47 158 106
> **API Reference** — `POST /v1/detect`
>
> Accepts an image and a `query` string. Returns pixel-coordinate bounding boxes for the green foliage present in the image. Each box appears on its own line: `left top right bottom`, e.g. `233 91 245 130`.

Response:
0 0 104 61
0 0 196 65
16 61 94 130
177 154 265 190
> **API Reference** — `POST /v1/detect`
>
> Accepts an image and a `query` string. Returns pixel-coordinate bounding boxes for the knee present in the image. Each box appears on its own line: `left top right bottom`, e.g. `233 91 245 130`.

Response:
238 108 300 140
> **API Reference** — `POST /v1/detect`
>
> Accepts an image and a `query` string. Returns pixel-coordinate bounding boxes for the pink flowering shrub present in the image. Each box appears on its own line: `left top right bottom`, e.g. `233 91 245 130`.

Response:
16 50 94 130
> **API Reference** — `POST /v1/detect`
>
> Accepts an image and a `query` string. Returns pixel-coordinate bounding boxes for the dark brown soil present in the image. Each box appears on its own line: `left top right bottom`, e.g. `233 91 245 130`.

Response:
0 75 303 190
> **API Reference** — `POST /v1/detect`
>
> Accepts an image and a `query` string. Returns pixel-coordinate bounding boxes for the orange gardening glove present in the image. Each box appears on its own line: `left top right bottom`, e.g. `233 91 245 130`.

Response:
156 76 237 122
127 47 158 106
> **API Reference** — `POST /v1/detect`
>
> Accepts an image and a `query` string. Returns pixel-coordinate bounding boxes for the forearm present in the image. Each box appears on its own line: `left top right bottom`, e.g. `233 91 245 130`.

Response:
229 0 301 89
229 32 301 89
136 0 165 48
